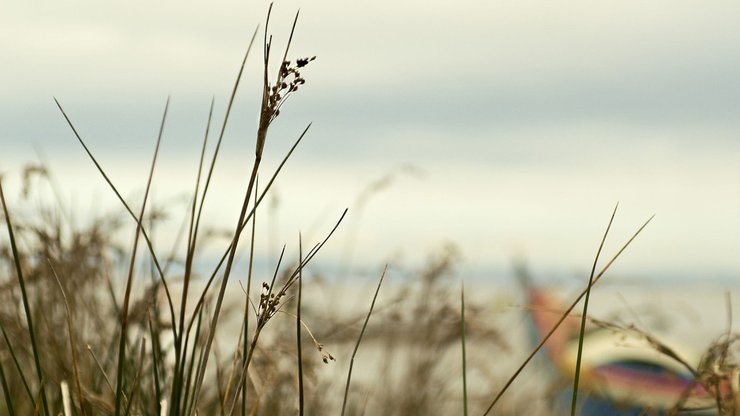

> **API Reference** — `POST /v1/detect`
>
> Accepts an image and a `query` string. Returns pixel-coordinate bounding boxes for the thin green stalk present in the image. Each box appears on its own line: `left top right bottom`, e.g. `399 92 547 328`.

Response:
87 345 117 397
184 123 311 337
105 272 122 321
0 322 34 403
145 226 166 414
570 204 617 416
482 213 654 416
221 312 247 413
0 356 15 415
219 184 261 414
0 180 50 416
33 383 45 416
461 282 468 416
174 26 259 410
182 304 206 416
226 211 348 416
30 146 73 226
48 260 87 416
114 97 168 416
53 97 178 348
341 265 387 416
229 244 288 402
242 177 259 416
123 339 147 416
183 3 310 335
190 155 261 413
148 313 163 414
187 9 306 402
193 143 329 412
173 26 258 415
297 234 304 416
171 95 215 416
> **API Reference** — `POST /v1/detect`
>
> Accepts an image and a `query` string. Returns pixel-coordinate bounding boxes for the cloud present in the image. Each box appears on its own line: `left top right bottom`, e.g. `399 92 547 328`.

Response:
3 0 740 279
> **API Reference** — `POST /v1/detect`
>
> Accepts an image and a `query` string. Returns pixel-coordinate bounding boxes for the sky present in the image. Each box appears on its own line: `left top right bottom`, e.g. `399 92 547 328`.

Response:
2 1 740 284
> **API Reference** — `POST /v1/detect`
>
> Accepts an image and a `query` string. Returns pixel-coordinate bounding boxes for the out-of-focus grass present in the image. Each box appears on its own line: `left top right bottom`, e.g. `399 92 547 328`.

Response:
0 188 520 415
0 6 515 415
3 6 740 416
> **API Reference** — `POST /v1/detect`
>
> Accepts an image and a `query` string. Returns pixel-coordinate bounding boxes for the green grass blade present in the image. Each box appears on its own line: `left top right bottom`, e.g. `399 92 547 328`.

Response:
184 123 312 343
241 177 258 416
482 213 654 415
297 234 305 416
341 265 387 416
225 212 347 416
123 339 147 416
189 26 259 255
115 97 168 416
33 382 45 416
182 304 206 416
170 96 216 416
173 25 258 414
189 150 263 405
571 203 618 416
87 345 117 397
148 312 163 414
48 260 86 416
0 322 34 403
0 180 50 416
0 350 16 414
53 97 179 349
186 16 295 397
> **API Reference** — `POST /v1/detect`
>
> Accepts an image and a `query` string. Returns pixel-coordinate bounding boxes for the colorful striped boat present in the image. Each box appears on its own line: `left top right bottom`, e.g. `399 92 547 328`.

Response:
525 284 730 415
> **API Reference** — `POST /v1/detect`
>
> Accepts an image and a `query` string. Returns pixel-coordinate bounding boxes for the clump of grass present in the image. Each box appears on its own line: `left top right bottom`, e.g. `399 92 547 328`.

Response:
0 5 344 415
560 302 740 414
0 4 694 416
1 179 53 416
312 245 511 415
693 334 740 414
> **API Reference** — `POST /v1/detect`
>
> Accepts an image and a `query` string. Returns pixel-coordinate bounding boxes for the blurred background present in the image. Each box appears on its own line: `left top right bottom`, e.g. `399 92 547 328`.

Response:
2 0 740 284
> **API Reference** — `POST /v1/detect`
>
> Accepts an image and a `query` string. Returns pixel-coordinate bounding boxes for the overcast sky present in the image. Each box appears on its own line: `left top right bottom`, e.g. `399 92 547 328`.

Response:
2 1 740 283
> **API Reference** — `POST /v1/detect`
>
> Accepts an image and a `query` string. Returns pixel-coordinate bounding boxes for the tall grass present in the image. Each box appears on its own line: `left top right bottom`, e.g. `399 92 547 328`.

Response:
482 213 654 415
340 265 386 416
0 6 340 415
0 181 50 415
3 5 733 416
570 203 617 415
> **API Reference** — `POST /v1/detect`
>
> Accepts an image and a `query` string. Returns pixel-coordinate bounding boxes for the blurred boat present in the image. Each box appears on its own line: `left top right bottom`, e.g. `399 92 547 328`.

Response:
524 283 726 415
